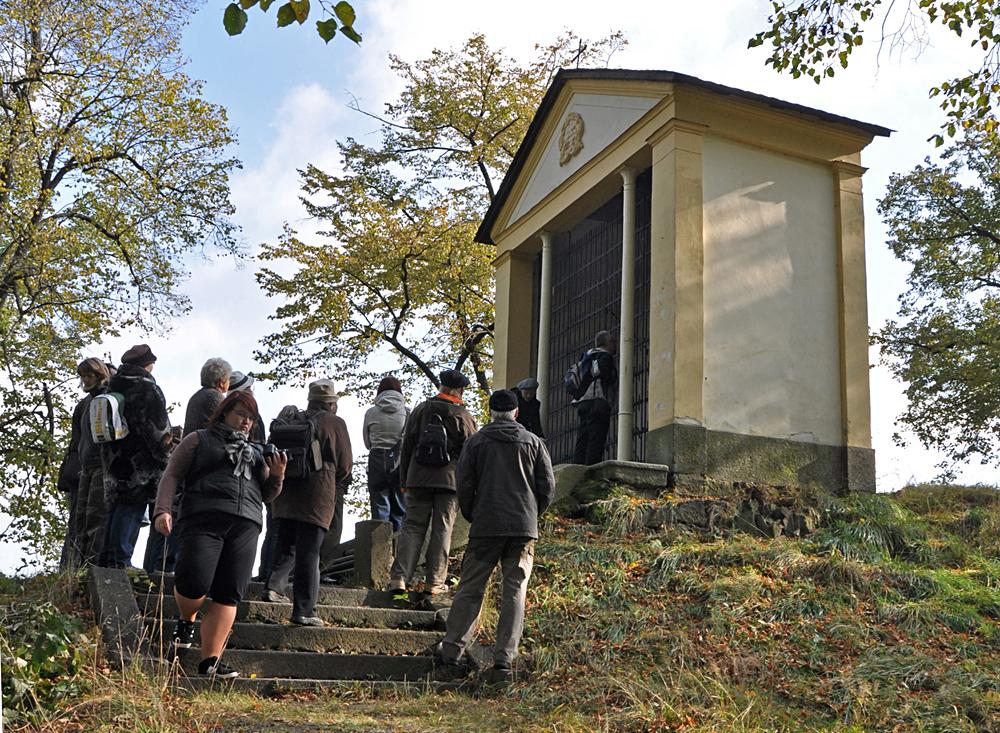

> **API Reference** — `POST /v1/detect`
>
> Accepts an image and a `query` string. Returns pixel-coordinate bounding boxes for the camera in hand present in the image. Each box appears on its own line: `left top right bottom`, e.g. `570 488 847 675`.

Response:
262 443 285 459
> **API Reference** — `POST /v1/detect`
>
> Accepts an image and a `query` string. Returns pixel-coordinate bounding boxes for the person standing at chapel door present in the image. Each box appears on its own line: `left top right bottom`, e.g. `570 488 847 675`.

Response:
572 330 617 465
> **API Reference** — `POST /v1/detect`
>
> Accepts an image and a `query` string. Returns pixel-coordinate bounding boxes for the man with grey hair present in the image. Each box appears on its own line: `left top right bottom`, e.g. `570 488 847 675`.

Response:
434 389 554 683
571 330 617 465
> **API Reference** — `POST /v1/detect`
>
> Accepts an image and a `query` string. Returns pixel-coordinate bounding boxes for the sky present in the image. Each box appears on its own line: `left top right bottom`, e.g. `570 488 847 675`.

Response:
4 0 996 572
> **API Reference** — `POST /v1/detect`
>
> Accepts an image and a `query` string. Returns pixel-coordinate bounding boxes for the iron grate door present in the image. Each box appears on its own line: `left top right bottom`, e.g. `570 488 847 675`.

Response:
545 170 651 464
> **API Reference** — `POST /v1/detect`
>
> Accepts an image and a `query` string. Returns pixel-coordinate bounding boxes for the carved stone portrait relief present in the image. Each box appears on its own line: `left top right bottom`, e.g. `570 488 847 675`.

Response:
558 112 585 166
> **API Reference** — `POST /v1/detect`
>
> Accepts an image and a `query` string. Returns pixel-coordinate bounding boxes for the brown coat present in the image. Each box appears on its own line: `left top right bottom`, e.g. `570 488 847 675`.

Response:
271 405 353 529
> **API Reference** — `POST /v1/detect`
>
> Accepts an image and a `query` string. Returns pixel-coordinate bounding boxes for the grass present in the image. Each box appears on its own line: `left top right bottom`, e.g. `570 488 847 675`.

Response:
3 482 999 732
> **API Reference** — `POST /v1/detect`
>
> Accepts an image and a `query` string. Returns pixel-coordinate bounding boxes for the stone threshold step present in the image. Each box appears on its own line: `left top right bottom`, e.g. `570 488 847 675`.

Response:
173 675 463 695
174 649 444 681
137 594 443 630
144 620 441 655
144 574 372 608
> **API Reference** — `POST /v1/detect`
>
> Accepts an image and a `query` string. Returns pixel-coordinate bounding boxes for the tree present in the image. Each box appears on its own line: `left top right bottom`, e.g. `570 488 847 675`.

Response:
0 0 241 563
749 1 1000 143
256 31 626 400
222 0 361 45
874 131 1000 476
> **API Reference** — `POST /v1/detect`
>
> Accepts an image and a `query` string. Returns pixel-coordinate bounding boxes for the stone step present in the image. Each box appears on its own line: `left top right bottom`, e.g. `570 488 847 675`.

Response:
144 620 440 655
137 594 443 630
174 648 441 681
144 574 373 608
173 675 463 695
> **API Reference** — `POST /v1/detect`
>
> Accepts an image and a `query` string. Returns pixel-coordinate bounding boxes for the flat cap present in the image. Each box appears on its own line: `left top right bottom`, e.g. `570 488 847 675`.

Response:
516 377 539 390
121 344 157 366
439 369 470 389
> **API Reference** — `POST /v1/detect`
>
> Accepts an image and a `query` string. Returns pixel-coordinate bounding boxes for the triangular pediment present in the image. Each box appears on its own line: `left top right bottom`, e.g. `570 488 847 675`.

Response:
502 88 663 229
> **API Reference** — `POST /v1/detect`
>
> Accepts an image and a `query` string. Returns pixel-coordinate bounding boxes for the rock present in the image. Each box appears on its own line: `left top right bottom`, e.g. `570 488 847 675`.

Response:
672 500 710 527
585 460 669 491
552 464 589 504
353 520 394 588
644 506 672 529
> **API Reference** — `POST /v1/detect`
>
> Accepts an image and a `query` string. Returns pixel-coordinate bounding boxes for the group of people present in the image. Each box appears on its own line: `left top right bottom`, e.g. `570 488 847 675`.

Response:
56 330 617 682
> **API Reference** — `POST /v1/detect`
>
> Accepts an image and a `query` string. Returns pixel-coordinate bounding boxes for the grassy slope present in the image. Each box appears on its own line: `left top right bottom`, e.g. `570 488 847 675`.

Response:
4 484 999 733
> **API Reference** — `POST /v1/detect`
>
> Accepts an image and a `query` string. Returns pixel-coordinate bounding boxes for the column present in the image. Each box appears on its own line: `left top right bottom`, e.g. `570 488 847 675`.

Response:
833 161 875 491
536 232 554 429
617 168 638 461
492 247 535 390
645 119 706 473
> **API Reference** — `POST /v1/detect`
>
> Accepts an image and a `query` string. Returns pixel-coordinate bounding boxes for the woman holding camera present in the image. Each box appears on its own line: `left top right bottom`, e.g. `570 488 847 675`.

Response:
153 390 286 679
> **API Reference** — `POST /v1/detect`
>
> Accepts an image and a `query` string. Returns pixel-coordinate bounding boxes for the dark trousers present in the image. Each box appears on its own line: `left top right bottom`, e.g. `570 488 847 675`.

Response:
256 504 277 580
368 448 405 532
143 501 178 574
573 398 612 465
75 468 106 567
98 500 145 568
266 518 326 618
318 489 345 575
59 488 80 571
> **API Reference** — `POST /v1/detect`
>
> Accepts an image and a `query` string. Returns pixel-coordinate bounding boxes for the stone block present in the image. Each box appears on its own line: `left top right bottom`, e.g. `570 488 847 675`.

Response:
87 565 143 664
552 464 589 504
354 520 394 588
846 447 876 493
584 460 669 490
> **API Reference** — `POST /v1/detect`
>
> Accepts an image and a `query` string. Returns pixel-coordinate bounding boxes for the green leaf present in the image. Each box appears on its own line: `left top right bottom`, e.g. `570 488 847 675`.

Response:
260 0 275 9
240 0 259 8
276 3 296 26
340 24 362 44
316 18 337 43
223 3 249 35
333 1 356 26
290 0 310 23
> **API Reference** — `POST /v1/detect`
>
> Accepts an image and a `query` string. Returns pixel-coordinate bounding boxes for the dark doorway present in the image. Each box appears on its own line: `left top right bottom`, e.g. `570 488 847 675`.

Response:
543 170 651 464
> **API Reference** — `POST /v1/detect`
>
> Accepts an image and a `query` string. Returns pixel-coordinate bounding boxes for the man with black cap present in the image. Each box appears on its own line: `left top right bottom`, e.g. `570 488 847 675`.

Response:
434 389 554 683
387 369 477 608
513 377 545 439
99 344 172 568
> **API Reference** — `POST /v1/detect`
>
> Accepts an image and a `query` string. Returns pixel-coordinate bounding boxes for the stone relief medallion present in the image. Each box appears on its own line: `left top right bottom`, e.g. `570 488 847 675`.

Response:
558 112 585 166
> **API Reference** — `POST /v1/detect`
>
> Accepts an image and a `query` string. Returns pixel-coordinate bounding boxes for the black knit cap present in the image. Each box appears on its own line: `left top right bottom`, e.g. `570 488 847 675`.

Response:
121 343 157 366
489 389 518 412
439 369 470 389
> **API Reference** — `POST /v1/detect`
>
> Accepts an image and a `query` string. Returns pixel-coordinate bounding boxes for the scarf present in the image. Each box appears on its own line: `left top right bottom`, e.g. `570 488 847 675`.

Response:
213 424 256 480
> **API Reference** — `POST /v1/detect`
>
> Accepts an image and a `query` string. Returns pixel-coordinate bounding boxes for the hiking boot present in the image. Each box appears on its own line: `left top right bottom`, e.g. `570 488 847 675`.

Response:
418 592 452 612
198 656 239 679
484 663 514 685
432 642 478 679
171 618 196 649
291 615 326 627
260 589 291 604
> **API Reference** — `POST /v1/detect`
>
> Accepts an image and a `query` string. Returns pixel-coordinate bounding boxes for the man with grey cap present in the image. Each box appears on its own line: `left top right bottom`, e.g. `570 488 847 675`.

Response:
513 377 545 439
434 389 554 683
264 379 353 625
388 368 477 609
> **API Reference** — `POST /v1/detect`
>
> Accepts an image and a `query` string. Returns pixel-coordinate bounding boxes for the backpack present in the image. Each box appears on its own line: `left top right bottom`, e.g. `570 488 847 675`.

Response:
414 412 450 468
268 408 323 481
564 352 597 400
90 392 129 443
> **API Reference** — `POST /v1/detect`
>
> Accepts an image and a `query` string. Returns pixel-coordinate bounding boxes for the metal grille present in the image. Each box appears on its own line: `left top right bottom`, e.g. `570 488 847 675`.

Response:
545 171 651 464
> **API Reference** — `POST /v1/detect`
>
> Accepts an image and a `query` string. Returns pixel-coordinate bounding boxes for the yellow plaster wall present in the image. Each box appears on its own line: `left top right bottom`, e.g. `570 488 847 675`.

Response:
492 250 536 389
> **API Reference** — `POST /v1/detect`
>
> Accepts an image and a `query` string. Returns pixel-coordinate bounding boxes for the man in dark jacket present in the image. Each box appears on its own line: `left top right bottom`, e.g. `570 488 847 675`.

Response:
513 377 545 439
99 344 172 568
435 389 554 682
387 369 477 607
57 358 110 569
263 379 353 625
572 330 618 465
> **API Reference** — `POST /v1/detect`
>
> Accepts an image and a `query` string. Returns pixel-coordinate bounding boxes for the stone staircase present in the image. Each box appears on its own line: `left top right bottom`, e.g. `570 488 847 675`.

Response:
89 567 466 694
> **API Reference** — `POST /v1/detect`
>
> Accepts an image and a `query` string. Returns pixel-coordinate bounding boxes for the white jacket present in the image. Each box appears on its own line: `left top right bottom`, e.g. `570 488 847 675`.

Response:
363 390 408 450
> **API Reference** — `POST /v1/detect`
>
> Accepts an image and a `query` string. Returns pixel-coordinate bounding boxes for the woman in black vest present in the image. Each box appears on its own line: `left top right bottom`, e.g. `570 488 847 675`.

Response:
153 390 286 679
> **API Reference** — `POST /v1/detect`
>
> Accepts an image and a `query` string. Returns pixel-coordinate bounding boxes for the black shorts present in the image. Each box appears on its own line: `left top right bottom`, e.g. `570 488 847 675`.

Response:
173 511 260 606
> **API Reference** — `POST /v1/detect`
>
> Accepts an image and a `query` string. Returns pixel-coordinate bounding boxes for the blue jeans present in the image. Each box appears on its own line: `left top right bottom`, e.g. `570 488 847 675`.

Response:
368 447 405 532
99 501 145 568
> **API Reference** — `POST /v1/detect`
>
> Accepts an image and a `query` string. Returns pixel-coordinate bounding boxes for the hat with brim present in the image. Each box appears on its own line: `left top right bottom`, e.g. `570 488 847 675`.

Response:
516 377 539 390
308 378 339 403
229 371 254 392
121 344 157 367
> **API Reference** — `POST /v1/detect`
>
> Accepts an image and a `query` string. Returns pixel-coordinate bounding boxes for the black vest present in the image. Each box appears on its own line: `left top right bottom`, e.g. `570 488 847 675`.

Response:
180 428 266 526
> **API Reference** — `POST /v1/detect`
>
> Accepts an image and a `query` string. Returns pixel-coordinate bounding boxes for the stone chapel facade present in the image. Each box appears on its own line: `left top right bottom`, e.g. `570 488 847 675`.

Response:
477 70 890 493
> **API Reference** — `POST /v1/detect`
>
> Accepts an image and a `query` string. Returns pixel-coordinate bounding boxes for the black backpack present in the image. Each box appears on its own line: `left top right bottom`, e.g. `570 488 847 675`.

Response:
564 351 596 400
268 408 323 481
414 412 450 467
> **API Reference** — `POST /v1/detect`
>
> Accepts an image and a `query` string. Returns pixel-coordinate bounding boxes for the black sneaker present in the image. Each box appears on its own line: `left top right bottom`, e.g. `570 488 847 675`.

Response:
172 618 196 649
419 592 452 612
198 656 239 679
